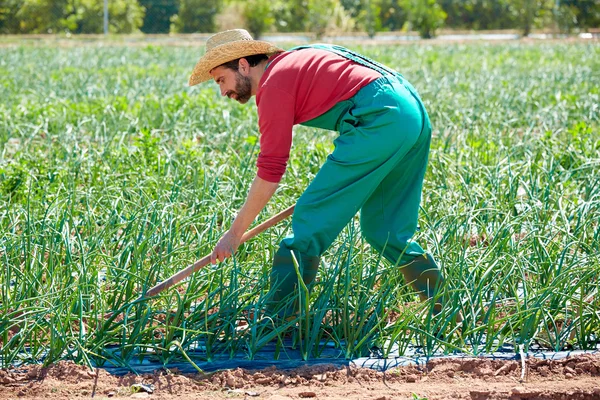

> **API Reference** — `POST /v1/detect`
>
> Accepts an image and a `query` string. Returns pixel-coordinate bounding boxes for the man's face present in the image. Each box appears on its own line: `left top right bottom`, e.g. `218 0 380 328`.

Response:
210 66 252 104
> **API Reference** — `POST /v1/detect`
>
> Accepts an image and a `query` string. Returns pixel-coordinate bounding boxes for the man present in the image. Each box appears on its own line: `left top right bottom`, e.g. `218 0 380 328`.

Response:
189 29 444 316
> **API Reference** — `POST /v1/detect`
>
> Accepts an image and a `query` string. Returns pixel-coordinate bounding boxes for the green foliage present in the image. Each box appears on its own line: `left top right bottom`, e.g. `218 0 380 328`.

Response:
506 0 554 36
554 3 579 33
401 0 447 38
340 0 362 17
357 0 381 37
139 0 179 34
329 0 359 34
377 0 407 31
439 0 599 33
439 0 516 30
306 0 344 38
559 0 600 31
0 0 23 33
170 0 223 33
273 0 358 36
81 0 145 34
271 0 308 32
13 0 71 33
12 0 144 34
0 162 27 200
0 0 598 35
243 0 274 39
339 0 406 34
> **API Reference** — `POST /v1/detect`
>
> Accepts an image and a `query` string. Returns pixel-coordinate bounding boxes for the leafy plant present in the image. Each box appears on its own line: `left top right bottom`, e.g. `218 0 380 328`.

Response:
401 0 447 38
243 0 275 39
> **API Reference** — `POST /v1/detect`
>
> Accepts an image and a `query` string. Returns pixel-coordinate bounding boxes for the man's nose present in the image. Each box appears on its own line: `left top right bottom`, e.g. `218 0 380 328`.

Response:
220 87 227 97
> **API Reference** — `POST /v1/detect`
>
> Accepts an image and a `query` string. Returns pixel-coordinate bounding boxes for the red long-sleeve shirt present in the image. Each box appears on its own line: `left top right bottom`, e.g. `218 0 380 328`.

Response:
255 48 381 183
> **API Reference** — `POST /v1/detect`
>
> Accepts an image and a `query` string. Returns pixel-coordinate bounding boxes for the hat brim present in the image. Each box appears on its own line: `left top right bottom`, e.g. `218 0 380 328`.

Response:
189 40 283 86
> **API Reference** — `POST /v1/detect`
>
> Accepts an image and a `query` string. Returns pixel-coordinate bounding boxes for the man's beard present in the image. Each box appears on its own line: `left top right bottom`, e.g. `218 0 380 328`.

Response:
227 72 252 104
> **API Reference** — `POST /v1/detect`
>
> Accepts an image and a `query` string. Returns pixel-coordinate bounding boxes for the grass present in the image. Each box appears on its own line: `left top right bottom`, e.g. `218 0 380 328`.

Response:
0 39 599 371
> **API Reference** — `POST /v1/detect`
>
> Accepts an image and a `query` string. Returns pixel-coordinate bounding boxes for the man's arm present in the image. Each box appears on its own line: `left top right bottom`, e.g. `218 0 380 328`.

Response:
210 175 279 264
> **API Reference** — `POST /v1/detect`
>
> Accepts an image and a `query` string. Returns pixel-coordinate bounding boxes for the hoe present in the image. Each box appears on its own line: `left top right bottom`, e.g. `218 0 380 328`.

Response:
142 205 295 298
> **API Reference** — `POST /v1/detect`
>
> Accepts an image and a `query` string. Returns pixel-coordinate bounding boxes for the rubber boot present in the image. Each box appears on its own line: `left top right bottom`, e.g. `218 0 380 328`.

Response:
399 253 443 302
266 242 320 319
400 253 463 322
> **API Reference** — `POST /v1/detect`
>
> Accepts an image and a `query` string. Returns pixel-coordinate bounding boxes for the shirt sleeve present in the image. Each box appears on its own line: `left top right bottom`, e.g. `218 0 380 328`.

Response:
256 85 296 183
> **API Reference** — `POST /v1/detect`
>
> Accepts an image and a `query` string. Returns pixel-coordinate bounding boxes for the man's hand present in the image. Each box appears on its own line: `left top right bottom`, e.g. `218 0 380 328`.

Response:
210 229 242 264
209 175 279 265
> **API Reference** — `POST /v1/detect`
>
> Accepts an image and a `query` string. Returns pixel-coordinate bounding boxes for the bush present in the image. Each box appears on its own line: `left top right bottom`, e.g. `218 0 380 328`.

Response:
402 0 446 39
140 0 179 34
0 0 23 33
307 0 345 38
13 0 144 34
554 4 579 33
243 0 274 39
170 0 223 33
271 0 308 32
79 0 145 34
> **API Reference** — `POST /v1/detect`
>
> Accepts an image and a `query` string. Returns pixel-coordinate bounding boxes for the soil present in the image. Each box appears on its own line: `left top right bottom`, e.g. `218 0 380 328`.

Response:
1 354 600 400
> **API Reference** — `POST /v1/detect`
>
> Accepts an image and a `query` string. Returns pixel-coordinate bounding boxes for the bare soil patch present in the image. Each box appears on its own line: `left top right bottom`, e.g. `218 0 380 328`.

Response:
1 354 599 399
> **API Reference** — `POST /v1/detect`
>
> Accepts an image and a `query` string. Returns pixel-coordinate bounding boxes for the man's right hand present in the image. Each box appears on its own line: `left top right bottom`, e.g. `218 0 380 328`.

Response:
210 229 243 264
208 175 279 264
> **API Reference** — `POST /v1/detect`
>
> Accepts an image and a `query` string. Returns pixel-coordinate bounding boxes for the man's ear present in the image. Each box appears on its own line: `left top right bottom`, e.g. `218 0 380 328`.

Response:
238 58 251 75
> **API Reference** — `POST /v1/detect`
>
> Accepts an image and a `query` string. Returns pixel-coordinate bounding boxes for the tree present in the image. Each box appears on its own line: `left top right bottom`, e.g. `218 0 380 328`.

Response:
506 0 554 36
401 0 447 38
14 0 71 33
171 0 223 33
306 0 338 38
329 0 358 34
338 0 382 36
377 0 407 31
77 0 145 33
139 0 179 33
271 0 308 32
340 0 362 18
0 0 24 33
243 0 274 38
439 0 517 30
303 0 356 38
558 0 600 31
359 0 381 37
13 0 144 34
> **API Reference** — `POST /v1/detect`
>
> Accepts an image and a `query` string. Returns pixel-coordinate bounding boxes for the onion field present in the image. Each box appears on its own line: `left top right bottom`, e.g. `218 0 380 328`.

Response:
1 40 599 371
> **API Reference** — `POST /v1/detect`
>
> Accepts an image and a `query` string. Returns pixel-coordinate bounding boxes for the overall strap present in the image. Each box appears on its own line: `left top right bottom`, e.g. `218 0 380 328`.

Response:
288 43 402 78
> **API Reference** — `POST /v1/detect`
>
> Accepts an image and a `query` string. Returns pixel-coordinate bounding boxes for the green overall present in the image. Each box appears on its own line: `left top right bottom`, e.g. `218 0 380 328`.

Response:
268 44 443 313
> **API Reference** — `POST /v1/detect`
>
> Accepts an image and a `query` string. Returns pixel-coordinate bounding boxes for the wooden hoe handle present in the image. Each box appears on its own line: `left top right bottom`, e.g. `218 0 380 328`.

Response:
143 205 295 298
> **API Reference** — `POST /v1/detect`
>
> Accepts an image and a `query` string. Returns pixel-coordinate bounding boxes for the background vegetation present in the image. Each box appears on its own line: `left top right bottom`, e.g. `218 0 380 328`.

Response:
0 0 599 38
1 41 599 369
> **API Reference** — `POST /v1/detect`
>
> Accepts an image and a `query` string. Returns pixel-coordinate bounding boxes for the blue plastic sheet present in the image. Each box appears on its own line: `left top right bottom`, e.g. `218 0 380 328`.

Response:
97 339 600 376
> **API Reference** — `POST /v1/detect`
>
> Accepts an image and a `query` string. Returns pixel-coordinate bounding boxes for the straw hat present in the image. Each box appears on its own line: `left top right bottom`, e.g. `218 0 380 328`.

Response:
188 29 283 86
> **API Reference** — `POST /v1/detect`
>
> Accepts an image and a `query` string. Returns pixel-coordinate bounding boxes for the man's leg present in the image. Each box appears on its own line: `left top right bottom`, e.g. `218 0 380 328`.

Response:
359 124 444 300
268 76 427 312
268 244 320 305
